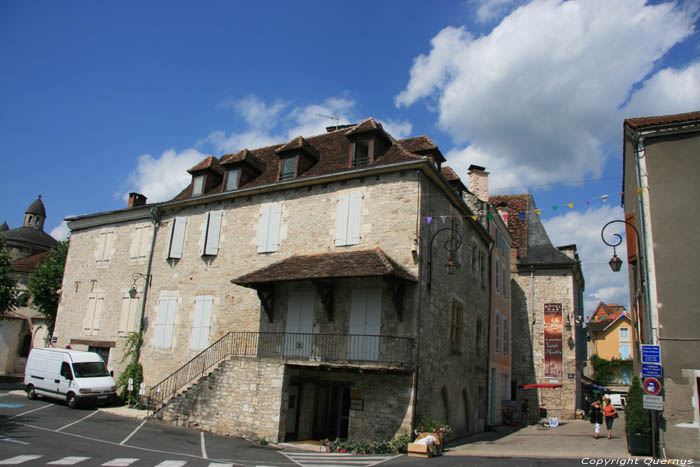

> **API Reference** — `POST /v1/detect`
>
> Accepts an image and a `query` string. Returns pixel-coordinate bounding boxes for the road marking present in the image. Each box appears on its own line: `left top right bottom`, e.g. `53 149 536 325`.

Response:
0 437 30 445
101 459 139 466
201 431 207 459
0 455 43 465
8 403 53 419
207 464 234 467
55 410 98 432
48 456 91 465
153 462 187 467
282 452 401 467
119 419 147 445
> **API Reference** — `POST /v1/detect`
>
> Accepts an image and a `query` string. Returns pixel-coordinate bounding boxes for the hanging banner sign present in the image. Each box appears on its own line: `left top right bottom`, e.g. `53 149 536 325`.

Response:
544 303 563 379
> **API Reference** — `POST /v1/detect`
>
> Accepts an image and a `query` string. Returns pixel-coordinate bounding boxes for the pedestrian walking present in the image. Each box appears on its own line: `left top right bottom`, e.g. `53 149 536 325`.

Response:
603 396 618 439
589 398 603 439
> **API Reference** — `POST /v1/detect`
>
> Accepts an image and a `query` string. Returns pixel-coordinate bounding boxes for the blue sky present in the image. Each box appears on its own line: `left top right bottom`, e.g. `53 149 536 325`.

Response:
2 0 699 318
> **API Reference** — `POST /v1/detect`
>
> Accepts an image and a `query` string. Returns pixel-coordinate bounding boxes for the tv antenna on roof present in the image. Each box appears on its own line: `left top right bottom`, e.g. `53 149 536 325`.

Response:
315 113 340 131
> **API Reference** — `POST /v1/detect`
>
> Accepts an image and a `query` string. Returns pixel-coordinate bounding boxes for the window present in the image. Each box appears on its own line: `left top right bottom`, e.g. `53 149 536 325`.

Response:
280 157 296 180
619 343 631 359
190 295 213 350
119 292 140 335
475 318 483 356
96 230 115 264
619 327 630 342
154 296 177 349
224 168 240 191
130 226 151 259
471 242 477 274
495 311 500 353
192 175 205 196
257 203 283 253
503 317 508 355
200 211 223 256
167 217 187 259
495 257 500 292
353 140 370 166
83 293 104 336
335 192 362 246
60 362 73 380
480 251 486 285
450 301 464 353
503 264 508 298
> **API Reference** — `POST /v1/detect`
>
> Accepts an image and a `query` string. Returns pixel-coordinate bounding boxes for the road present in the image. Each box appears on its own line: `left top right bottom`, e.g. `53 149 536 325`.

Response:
0 390 588 467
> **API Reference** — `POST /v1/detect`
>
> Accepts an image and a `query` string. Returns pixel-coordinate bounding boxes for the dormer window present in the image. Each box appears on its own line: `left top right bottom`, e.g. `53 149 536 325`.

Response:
192 175 205 196
353 140 370 166
224 169 240 191
280 156 297 181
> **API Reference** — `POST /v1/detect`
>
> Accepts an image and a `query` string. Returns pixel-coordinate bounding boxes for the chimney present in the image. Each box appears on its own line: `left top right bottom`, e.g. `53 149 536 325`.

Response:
467 165 489 201
128 192 147 208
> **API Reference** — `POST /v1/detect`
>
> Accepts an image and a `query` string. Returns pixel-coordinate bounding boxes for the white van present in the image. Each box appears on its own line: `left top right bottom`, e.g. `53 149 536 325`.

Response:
609 393 626 410
24 348 117 408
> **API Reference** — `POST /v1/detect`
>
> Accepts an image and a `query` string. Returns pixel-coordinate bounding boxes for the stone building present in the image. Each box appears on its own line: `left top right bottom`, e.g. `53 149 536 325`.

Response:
0 196 56 376
53 118 492 442
489 194 585 422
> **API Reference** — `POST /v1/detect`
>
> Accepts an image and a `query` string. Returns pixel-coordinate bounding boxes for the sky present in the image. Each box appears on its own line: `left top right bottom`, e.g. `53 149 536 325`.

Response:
2 0 699 320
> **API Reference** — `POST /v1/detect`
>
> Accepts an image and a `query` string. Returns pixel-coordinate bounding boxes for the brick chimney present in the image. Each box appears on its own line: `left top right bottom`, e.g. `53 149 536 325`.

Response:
128 192 147 208
467 165 489 201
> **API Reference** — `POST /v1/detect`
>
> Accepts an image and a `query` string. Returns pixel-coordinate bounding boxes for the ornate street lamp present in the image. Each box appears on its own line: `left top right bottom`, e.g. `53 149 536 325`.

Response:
129 272 151 299
601 220 640 273
427 227 463 292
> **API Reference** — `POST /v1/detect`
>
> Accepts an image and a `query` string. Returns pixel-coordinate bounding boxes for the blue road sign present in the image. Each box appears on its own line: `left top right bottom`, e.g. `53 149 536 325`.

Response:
641 345 661 364
642 363 663 378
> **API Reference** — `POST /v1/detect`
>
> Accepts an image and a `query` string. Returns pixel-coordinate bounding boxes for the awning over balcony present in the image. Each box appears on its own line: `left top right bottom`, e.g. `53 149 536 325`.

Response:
232 248 416 322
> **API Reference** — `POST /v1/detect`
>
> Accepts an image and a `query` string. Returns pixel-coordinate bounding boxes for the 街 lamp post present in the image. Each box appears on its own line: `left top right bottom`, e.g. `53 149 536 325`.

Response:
427 227 463 292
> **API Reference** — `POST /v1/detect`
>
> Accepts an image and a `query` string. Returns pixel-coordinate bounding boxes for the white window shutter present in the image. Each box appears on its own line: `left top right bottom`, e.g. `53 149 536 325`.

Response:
92 295 104 336
96 234 106 262
267 203 282 252
347 192 362 245
204 211 222 256
153 298 169 348
139 226 151 257
190 296 205 350
200 296 212 348
200 213 210 256
335 194 349 246
119 294 130 334
257 204 271 253
84 295 96 331
102 232 114 263
128 297 140 333
163 296 177 349
130 228 142 259
168 217 187 259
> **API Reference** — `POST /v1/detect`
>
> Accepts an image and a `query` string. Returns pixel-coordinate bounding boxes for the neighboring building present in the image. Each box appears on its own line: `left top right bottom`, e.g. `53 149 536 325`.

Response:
585 302 632 386
461 165 514 426
0 197 55 376
54 119 493 442
489 194 585 422
621 111 700 460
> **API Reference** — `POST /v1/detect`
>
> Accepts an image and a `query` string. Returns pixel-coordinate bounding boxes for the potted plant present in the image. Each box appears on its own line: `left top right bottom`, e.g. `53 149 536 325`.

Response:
625 377 652 455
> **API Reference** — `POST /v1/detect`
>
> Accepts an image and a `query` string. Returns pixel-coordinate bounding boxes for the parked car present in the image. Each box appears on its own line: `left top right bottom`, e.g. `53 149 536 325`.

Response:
24 348 117 408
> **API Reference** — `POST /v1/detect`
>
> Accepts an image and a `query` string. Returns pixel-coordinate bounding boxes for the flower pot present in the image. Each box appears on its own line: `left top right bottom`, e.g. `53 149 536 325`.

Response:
627 432 652 456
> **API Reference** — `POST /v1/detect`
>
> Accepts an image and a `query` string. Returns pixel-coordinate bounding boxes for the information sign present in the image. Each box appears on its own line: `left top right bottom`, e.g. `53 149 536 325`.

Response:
642 363 662 379
641 345 661 364
643 395 663 411
643 377 662 395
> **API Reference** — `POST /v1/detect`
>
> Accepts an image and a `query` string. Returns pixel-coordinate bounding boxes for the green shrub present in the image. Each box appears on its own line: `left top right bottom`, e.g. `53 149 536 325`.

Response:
116 332 144 407
322 433 412 454
626 376 651 435
414 416 452 438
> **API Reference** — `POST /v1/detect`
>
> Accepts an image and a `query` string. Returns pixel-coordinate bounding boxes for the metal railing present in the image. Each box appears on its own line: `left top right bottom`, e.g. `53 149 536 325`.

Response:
148 332 415 408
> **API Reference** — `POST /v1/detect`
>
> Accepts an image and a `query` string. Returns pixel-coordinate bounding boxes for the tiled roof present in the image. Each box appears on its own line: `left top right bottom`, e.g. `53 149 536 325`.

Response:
170 119 429 202
344 117 383 136
220 149 265 173
624 110 700 129
440 166 459 181
275 136 320 161
187 155 223 174
0 226 58 250
232 248 416 286
26 196 46 217
11 251 49 273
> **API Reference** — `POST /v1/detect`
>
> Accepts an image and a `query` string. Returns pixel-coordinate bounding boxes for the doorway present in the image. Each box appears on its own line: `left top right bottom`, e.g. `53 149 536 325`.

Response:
313 384 350 440
286 384 301 440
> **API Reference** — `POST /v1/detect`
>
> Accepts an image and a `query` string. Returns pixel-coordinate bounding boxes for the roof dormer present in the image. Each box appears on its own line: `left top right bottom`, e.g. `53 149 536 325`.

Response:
187 156 224 197
344 118 392 167
220 149 264 191
274 136 319 181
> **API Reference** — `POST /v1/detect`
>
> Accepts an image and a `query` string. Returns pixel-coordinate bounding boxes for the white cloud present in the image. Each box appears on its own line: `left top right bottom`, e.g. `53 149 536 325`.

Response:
543 204 631 320
121 148 206 203
50 221 71 241
471 0 522 23
379 118 413 140
622 61 700 118
397 0 697 189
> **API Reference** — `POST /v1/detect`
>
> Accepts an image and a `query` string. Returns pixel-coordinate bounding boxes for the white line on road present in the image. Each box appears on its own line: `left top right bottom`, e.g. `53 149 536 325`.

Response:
201 431 208 459
101 458 139 466
48 456 91 465
119 419 147 445
8 402 53 419
153 461 187 467
55 410 98 432
0 437 30 445
0 455 43 465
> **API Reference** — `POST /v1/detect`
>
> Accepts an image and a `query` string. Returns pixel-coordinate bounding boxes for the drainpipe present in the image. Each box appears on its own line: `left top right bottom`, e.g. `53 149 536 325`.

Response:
484 203 494 428
530 264 536 418
412 170 423 432
135 206 160 362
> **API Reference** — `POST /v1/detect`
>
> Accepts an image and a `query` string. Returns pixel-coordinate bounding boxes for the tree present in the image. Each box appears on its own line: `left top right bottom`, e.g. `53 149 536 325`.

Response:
626 376 651 435
27 239 68 336
0 237 18 317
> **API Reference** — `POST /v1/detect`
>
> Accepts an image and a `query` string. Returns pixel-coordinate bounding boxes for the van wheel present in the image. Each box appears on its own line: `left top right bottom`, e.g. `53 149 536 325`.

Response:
67 393 78 409
27 386 36 400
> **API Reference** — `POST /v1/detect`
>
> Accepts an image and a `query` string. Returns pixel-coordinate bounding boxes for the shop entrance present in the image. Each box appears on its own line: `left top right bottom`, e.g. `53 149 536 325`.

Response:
313 384 350 440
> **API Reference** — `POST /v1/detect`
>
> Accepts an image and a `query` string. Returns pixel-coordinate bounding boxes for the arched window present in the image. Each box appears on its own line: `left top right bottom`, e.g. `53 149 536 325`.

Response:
440 387 450 426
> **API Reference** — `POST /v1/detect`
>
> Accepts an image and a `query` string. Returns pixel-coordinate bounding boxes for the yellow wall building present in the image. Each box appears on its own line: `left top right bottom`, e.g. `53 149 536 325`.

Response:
586 302 632 384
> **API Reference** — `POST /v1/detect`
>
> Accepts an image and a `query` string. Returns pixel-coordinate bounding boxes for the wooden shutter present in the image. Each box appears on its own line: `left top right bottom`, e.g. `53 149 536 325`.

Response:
200 213 210 256
84 295 96 331
267 203 282 252
335 194 349 246
130 227 143 259
204 211 222 256
91 294 104 336
625 212 637 262
139 226 151 257
168 217 187 259
190 296 212 350
96 233 107 262
153 297 170 348
257 204 271 253
347 192 362 245
119 294 131 334
162 296 177 349
102 232 114 263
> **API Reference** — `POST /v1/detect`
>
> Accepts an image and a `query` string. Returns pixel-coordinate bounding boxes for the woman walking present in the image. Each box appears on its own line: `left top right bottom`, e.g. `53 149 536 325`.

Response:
603 396 619 439
589 398 603 439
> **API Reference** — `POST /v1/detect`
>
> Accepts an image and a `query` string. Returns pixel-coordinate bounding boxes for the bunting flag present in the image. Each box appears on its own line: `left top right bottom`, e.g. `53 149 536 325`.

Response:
552 206 558 211
586 199 590 205
535 209 541 215
636 188 643 195
440 216 447 223
502 213 509 223
568 203 574 209
487 214 493 220
472 215 477 221
427 217 432 224
601 195 608 202
519 212 525 219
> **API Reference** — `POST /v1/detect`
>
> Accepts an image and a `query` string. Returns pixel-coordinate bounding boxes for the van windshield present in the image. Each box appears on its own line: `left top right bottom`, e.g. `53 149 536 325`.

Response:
72 362 109 378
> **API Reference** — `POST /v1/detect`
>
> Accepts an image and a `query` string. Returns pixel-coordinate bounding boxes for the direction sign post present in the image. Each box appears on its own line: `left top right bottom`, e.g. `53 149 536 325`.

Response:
641 345 661 364
643 395 663 411
642 363 663 379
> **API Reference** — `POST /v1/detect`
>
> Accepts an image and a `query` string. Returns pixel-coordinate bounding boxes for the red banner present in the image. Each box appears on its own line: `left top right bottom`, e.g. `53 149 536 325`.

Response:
544 303 563 378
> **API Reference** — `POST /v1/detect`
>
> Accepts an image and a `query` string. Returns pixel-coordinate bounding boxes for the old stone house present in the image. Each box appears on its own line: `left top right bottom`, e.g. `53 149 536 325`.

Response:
53 118 492 442
489 194 585 422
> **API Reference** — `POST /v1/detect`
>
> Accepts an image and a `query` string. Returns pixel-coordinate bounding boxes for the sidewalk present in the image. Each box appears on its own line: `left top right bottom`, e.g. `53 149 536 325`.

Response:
446 416 636 459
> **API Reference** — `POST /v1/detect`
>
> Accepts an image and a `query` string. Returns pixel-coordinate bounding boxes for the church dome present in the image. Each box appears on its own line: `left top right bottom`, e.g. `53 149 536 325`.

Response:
26 196 47 217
